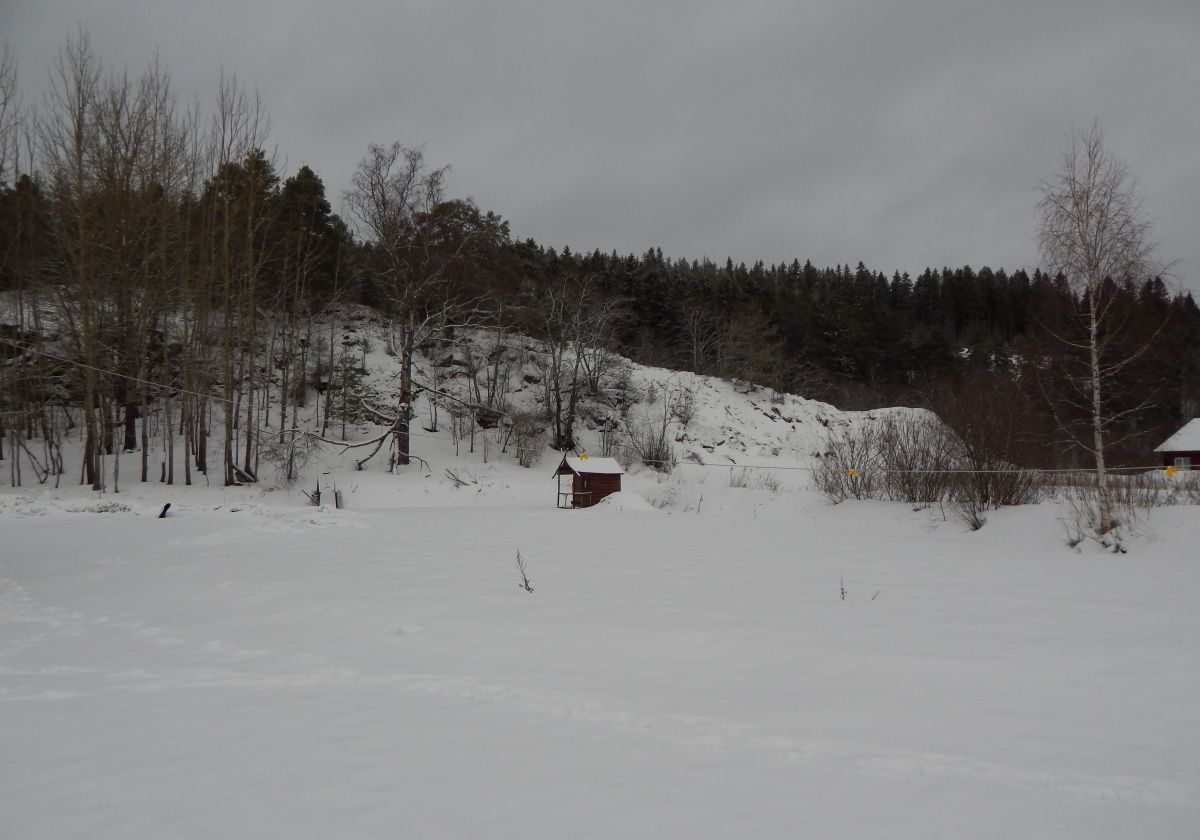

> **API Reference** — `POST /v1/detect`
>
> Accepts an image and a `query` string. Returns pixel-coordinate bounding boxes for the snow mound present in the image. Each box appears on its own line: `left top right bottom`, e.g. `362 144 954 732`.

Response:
594 491 654 512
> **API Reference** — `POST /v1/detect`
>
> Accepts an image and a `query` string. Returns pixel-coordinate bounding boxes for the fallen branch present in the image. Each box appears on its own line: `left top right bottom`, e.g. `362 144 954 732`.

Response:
20 440 50 484
445 467 477 488
228 458 257 484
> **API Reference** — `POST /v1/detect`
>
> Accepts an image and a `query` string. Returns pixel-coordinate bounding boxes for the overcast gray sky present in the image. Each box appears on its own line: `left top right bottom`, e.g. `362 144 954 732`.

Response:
5 0 1198 289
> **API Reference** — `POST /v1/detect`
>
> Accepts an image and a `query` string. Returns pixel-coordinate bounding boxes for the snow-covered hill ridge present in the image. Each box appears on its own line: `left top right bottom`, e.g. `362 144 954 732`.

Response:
344 310 923 475
1 297 929 508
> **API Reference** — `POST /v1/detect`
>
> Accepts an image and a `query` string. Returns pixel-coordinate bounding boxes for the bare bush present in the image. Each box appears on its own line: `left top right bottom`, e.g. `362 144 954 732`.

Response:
1173 470 1200 504
1052 469 1200 548
670 385 698 426
729 467 780 492
876 413 958 506
815 410 1053 530
504 411 545 468
607 361 635 401
259 429 321 486
625 414 675 471
812 422 882 502
951 490 989 531
1050 470 1178 550
949 467 1045 532
1054 479 1114 549
815 414 957 505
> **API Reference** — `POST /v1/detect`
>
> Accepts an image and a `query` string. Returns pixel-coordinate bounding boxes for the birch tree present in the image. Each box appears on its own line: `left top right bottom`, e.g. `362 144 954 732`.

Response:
1036 122 1161 535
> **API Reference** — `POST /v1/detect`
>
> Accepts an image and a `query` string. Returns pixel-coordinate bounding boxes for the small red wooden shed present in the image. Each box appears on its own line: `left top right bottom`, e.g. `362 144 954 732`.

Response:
554 454 624 508
1154 418 1200 470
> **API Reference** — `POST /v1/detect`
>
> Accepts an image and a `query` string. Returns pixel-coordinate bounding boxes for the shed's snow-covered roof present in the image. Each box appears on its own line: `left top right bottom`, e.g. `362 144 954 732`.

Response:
559 455 624 475
1154 418 1200 452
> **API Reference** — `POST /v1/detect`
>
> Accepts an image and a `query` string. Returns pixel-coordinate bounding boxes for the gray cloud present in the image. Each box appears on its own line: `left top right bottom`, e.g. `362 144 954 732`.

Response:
5 0 1198 289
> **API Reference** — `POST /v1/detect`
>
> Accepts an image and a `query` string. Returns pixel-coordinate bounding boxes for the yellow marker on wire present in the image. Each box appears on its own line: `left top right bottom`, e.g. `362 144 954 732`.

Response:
1166 465 1178 478
847 468 859 479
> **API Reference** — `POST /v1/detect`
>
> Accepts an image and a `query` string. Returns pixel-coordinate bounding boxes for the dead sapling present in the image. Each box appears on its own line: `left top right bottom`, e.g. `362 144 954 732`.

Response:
840 576 847 601
515 549 534 594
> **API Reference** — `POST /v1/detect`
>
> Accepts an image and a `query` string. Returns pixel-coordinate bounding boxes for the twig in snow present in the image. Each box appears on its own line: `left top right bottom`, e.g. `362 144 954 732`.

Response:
515 549 534 594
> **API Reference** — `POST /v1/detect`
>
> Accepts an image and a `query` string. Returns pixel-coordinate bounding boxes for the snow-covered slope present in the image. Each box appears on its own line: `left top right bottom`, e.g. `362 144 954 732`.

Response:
329 312 923 482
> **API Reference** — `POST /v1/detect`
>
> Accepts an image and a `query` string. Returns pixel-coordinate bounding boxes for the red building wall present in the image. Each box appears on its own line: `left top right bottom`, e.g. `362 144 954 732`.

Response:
573 473 622 507
1162 451 1200 469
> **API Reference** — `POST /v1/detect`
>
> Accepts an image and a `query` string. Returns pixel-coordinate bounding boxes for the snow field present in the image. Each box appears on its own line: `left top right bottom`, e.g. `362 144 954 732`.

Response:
2 466 1198 839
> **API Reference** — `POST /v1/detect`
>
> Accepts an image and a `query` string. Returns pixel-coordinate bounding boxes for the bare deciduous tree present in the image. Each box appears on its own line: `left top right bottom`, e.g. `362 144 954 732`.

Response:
344 143 501 468
679 298 725 374
532 277 620 451
0 42 20 187
345 144 446 462
1036 122 1162 536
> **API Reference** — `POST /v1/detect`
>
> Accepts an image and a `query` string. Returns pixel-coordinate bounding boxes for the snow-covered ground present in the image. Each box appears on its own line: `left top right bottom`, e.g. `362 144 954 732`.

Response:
3 318 1198 837
3 450 1198 838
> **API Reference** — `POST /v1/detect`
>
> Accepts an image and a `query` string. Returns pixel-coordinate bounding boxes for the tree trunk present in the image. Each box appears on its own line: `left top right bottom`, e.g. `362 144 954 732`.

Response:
122 401 138 452
1090 298 1113 533
397 336 413 467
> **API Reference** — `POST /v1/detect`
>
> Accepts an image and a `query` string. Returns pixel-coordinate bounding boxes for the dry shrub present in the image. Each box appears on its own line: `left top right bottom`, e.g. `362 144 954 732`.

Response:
949 468 1045 530
505 411 545 468
729 467 780 492
1051 469 1200 547
670 385 698 426
259 430 321 485
814 412 1046 527
815 400 1195 539
625 414 674 471
812 422 883 502
876 413 958 505
815 413 960 505
620 388 678 471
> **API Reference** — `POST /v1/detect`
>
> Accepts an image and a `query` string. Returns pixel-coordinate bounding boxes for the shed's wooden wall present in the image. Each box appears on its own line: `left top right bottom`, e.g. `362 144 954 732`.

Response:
573 473 622 507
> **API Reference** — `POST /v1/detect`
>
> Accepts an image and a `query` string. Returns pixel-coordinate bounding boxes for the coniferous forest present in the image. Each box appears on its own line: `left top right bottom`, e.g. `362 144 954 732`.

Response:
2 37 1198 487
